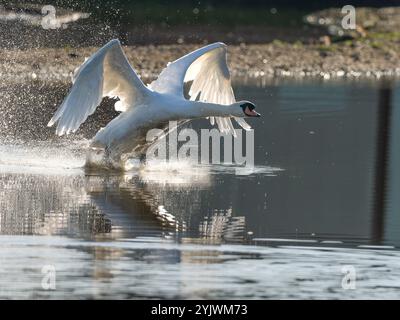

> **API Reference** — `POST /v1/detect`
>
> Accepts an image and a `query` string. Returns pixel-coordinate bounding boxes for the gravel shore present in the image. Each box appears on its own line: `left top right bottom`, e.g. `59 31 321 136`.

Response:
2 39 399 84
1 5 399 82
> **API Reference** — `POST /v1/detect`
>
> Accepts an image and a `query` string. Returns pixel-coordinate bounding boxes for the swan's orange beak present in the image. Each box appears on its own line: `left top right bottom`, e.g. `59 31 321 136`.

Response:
244 106 261 117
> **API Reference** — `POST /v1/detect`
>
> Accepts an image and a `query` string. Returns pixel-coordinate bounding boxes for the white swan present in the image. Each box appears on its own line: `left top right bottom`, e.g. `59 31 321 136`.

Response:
48 39 260 169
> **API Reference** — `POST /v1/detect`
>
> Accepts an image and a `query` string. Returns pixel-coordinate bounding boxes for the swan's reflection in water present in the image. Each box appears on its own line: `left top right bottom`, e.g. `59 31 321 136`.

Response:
199 208 246 242
0 160 260 298
1 78 400 298
0 160 250 243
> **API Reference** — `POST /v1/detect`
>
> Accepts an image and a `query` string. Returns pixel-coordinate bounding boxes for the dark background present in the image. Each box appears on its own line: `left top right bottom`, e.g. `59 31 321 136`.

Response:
1 1 399 46
2 0 399 27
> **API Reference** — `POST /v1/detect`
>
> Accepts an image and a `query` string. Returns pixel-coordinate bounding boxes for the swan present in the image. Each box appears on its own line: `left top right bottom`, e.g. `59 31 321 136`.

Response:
47 39 260 169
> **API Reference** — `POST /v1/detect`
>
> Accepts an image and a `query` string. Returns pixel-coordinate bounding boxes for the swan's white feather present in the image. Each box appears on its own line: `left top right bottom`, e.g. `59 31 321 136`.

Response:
48 39 148 135
150 42 250 135
47 40 258 169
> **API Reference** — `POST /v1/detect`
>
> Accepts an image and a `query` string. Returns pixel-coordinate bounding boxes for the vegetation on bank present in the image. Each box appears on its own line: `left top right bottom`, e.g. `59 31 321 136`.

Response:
2 0 309 27
0 1 398 79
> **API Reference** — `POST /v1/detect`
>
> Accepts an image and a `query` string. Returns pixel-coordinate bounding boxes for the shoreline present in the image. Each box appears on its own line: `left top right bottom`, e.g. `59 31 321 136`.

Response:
1 40 399 83
1 5 399 82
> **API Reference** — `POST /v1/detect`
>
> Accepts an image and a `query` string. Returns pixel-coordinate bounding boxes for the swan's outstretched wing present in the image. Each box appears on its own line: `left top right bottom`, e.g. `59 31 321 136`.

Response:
48 39 149 135
149 42 250 135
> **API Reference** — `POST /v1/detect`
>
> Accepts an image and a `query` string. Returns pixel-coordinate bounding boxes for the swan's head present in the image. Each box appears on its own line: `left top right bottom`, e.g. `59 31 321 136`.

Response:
238 101 260 118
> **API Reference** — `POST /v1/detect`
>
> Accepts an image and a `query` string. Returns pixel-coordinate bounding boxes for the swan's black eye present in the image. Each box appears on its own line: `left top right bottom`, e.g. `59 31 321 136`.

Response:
240 103 255 112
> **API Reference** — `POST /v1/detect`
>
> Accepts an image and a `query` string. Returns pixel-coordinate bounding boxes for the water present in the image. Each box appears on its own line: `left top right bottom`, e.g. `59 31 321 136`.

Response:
0 78 399 299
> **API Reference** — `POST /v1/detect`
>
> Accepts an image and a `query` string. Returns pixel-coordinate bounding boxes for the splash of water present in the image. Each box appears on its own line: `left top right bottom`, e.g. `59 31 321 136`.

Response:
0 140 87 174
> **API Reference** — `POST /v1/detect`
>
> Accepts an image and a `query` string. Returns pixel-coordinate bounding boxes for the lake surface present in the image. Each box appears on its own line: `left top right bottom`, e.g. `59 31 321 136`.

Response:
0 77 399 299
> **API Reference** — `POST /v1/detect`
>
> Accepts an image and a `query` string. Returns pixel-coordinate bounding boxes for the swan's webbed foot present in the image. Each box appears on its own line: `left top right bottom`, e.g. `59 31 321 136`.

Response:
85 146 125 171
120 152 147 171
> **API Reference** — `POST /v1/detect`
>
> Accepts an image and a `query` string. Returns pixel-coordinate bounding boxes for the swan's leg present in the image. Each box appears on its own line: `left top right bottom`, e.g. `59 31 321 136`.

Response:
84 145 124 170
119 151 147 170
85 147 106 168
104 145 125 170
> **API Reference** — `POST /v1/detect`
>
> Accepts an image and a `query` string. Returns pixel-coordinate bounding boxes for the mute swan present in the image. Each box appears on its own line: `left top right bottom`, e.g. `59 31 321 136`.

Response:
48 39 260 169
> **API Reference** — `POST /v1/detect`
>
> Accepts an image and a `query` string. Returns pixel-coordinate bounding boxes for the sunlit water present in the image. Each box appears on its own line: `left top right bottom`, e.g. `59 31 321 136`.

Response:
0 78 399 299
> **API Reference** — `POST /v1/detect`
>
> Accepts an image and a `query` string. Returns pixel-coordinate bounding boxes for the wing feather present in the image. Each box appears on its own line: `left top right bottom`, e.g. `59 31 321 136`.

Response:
149 42 250 136
48 39 149 135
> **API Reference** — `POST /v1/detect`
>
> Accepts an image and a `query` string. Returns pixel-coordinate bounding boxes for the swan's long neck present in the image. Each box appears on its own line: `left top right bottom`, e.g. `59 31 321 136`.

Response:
182 100 237 119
